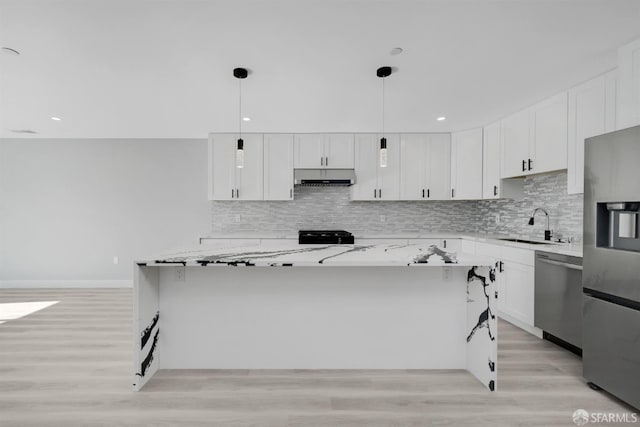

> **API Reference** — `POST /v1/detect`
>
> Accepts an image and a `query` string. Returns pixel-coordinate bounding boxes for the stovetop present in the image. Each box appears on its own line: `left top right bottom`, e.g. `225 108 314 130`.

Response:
298 230 354 244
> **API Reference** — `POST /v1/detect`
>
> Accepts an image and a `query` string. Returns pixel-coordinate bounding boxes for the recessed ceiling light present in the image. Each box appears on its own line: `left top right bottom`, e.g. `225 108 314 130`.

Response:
1 47 20 56
390 47 403 56
51 117 61 121
242 117 251 122
436 116 446 121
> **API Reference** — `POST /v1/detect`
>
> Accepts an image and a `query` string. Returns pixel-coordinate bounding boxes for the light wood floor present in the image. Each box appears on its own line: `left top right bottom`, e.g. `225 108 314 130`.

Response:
0 289 636 426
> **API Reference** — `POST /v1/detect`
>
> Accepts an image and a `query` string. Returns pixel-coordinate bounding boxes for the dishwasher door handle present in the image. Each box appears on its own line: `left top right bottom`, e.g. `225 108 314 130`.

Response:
537 258 583 270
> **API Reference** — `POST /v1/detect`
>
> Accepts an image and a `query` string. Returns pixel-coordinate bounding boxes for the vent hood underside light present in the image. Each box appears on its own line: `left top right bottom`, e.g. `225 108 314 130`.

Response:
294 169 356 186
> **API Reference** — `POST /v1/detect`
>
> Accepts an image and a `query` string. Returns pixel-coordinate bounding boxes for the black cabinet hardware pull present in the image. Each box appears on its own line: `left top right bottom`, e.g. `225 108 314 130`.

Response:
495 291 499 299
451 188 455 198
378 189 382 198
320 157 324 166
443 240 447 248
522 160 526 172
290 188 293 198
528 158 533 171
422 189 425 198
374 189 377 198
231 189 234 198
325 157 328 166
427 189 430 198
499 261 504 272
236 189 239 198
493 185 498 196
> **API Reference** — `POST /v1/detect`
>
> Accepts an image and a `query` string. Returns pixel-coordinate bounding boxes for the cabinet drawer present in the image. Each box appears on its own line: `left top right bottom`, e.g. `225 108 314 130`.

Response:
475 242 502 259
501 246 534 266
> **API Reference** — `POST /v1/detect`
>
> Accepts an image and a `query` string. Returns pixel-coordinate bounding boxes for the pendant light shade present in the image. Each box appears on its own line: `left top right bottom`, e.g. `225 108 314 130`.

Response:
236 138 244 168
377 67 392 168
379 137 388 168
234 67 248 169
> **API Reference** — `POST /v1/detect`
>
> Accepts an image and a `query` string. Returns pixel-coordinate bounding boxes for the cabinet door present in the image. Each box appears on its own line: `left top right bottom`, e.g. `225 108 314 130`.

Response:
399 134 428 200
567 71 617 194
426 134 451 200
450 128 483 200
377 134 400 200
264 134 294 200
616 38 640 130
500 109 530 178
208 133 236 200
236 134 264 200
482 121 501 199
502 262 535 326
351 134 378 201
530 92 568 174
294 134 324 168
325 134 355 168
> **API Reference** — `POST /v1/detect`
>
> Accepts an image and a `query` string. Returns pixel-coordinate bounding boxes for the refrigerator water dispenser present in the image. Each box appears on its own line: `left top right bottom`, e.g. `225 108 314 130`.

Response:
597 202 640 251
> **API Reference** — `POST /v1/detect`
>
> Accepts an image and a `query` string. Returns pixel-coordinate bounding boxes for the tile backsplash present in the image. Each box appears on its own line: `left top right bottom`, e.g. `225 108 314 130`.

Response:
210 186 481 235
210 170 583 241
478 171 583 242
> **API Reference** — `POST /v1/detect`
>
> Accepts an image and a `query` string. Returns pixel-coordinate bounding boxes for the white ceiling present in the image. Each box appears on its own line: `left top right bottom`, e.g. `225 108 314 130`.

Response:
1 0 639 139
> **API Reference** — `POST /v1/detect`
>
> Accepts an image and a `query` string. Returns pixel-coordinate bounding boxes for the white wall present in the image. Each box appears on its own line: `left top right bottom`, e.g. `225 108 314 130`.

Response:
0 139 209 285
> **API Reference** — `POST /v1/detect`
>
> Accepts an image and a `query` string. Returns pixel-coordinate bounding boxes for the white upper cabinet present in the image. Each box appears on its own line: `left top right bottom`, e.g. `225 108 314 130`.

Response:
529 92 568 174
500 109 530 178
324 134 355 168
351 134 400 201
208 133 264 200
450 128 483 200
500 93 568 177
399 133 450 200
399 134 428 200
293 134 324 168
482 121 501 199
293 134 354 169
263 134 294 200
427 134 452 200
567 71 617 195
616 38 640 130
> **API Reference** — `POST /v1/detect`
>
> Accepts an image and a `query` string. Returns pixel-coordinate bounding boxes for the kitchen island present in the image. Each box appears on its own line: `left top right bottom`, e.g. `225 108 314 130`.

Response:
133 242 497 391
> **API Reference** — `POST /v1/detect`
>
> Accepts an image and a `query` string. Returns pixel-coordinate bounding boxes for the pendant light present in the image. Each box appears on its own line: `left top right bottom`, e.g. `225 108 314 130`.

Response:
233 67 248 168
377 66 392 168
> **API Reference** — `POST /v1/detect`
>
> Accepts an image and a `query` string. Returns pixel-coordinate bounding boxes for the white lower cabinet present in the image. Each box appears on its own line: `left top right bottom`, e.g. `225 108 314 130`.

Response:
501 260 535 326
471 241 537 334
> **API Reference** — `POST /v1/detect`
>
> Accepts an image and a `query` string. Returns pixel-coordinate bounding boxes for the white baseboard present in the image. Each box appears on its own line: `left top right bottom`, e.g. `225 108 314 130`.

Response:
0 280 133 289
497 311 543 338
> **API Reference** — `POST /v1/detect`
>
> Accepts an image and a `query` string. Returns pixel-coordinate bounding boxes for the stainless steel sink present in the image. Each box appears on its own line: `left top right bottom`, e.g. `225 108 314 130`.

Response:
498 238 554 245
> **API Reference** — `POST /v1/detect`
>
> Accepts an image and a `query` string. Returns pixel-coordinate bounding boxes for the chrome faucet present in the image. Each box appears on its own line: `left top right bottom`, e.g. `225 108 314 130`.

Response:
528 208 552 241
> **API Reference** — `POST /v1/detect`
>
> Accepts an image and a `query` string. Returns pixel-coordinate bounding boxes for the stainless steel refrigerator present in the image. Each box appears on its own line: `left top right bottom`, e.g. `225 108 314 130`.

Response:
583 124 640 410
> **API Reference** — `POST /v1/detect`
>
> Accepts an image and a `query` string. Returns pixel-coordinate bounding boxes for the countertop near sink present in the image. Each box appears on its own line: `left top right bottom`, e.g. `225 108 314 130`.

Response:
199 232 583 257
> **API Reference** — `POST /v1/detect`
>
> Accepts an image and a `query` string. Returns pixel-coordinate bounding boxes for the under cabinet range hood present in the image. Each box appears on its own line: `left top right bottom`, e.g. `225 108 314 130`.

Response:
294 169 356 186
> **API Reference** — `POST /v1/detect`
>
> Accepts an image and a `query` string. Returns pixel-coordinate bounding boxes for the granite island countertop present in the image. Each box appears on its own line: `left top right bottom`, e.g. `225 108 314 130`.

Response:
199 233 583 257
138 242 494 268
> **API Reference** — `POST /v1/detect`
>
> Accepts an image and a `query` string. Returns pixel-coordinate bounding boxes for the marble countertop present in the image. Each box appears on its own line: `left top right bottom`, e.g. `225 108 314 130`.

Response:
200 232 583 257
139 242 494 267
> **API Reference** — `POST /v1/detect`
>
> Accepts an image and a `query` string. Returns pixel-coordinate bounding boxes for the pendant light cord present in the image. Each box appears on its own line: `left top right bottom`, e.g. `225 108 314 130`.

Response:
382 76 385 136
239 78 242 138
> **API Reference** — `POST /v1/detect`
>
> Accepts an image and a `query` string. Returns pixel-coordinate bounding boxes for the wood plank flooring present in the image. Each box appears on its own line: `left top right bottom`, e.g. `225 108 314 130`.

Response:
0 289 636 426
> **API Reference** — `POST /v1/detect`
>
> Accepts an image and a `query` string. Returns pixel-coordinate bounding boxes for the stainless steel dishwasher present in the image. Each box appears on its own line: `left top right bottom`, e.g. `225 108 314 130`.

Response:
534 251 583 353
